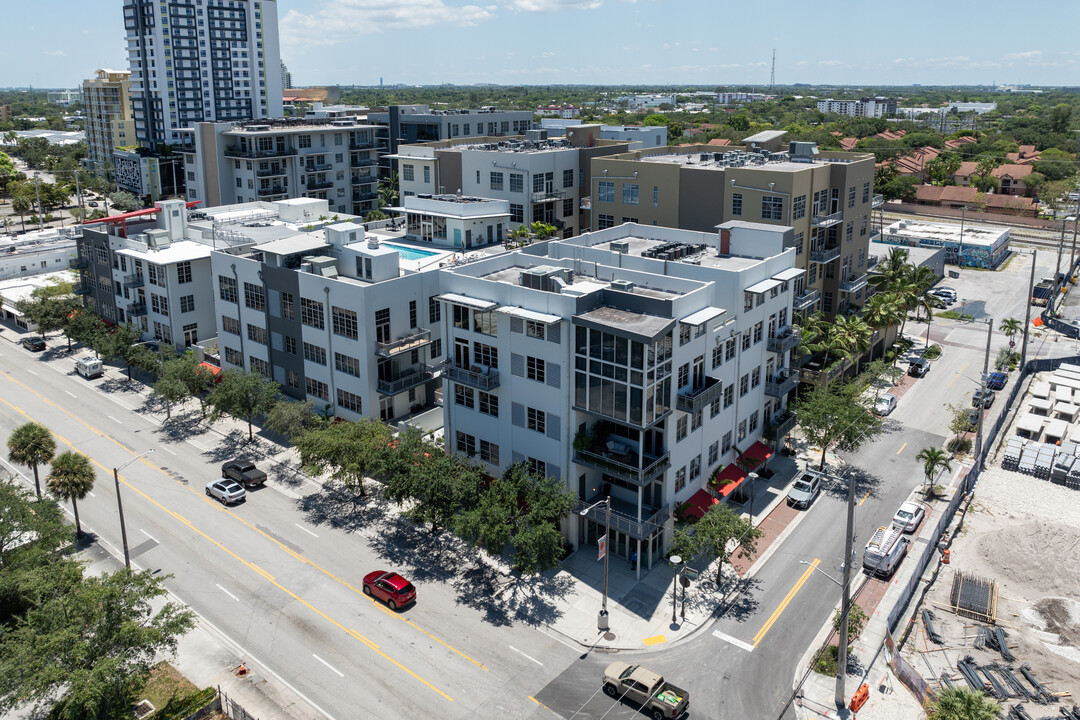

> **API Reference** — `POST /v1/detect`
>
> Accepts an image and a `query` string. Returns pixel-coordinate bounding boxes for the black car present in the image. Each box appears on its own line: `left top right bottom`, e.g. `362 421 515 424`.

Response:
20 337 45 352
908 358 931 377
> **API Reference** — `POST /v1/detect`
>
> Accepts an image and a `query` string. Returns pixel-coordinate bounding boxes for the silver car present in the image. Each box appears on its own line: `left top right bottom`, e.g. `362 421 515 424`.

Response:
786 471 824 509
205 479 246 505
892 501 925 533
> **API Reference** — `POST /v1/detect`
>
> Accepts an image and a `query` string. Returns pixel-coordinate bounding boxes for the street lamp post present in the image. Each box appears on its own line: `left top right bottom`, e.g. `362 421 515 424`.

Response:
113 449 155 570
957 205 967 268
670 555 683 624
747 471 760 519
579 496 611 631
834 469 856 713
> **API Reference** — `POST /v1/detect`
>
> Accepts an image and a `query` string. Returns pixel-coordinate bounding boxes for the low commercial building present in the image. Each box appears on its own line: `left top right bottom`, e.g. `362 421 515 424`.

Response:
0 271 77 332
398 194 510 250
878 219 1009 269
46 89 82 107
438 221 801 568
540 119 667 148
0 228 80 280
111 149 184 201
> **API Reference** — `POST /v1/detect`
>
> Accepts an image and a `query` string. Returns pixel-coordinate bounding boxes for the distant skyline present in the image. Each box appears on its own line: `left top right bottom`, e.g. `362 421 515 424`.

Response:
4 0 1080 90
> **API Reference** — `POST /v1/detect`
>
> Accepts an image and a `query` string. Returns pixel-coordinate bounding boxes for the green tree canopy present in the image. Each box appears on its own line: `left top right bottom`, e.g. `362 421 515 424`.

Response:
6 422 56 500
671 502 761 584
926 687 1001 720
293 416 393 497
795 382 883 470
108 190 141 212
0 477 73 621
205 370 281 441
264 398 322 441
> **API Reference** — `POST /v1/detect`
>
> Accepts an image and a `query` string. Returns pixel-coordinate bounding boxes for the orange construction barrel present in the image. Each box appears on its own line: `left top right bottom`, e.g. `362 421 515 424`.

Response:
850 683 870 712
942 549 951 564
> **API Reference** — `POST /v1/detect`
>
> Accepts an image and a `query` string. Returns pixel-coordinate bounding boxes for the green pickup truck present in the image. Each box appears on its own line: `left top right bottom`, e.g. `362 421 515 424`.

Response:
603 661 689 720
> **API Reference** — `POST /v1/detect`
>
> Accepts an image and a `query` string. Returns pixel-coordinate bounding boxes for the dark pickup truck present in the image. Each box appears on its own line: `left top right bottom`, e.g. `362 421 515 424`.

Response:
221 460 267 488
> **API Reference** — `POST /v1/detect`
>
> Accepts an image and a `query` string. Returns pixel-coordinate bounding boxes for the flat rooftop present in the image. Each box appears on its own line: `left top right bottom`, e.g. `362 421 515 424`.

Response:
117 239 215 264
453 138 575 154
478 262 680 300
223 121 379 135
885 220 1007 246
626 148 860 171
594 235 760 272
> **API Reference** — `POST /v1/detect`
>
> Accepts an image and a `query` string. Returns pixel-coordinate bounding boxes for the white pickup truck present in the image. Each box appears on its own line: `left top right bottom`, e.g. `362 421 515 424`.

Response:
602 662 689 720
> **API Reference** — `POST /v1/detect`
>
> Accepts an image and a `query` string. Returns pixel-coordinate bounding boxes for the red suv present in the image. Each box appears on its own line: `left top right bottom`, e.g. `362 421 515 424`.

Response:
362 571 416 610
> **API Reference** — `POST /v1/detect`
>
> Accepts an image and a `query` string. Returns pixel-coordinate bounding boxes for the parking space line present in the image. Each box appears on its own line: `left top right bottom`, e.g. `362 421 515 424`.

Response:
26 369 37 376
294 523 319 538
65 390 77 398
107 415 121 423
312 653 345 678
140 528 159 543
896 442 907 455
216 583 239 602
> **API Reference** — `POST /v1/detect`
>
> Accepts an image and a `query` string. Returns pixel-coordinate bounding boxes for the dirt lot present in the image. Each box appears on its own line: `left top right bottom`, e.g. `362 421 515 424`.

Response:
903 388 1080 711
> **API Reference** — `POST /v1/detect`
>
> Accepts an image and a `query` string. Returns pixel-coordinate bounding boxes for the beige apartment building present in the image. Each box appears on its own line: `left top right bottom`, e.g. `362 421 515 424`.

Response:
82 69 135 172
589 131 881 318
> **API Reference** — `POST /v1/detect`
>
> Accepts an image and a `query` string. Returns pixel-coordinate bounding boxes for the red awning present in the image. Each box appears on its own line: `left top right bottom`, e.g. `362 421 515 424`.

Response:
81 201 202 237
681 488 719 521
744 440 774 469
197 362 221 376
710 464 747 498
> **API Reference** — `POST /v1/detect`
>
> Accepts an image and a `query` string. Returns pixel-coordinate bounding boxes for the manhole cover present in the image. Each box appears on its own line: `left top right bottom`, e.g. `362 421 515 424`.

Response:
603 632 616 641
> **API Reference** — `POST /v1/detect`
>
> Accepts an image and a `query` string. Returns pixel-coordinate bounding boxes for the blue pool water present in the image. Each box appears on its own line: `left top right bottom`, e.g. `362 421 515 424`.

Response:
385 243 439 261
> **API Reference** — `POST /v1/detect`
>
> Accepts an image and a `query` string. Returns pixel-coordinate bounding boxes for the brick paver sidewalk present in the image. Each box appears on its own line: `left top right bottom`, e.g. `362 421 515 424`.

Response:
731 500 800 577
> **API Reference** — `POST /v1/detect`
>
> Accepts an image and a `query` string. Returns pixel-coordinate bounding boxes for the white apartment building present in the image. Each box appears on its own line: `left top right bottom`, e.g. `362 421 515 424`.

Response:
82 69 135 172
180 118 381 216
717 92 774 105
816 97 897 118
438 221 801 570
124 0 283 149
46 90 82 107
540 119 667 149
73 199 225 348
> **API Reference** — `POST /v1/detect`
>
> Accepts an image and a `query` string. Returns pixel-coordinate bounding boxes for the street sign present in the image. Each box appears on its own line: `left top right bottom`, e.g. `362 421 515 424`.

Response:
682 568 700 581
598 535 606 561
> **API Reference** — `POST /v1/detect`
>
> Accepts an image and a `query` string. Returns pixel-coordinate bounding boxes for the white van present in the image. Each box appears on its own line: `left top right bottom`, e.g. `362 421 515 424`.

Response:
75 357 103 379
862 525 910 577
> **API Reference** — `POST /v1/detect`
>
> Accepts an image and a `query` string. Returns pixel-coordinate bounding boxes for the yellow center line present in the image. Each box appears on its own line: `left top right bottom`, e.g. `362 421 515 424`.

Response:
0 377 465 698
858 491 871 507
896 442 907 455
752 558 820 647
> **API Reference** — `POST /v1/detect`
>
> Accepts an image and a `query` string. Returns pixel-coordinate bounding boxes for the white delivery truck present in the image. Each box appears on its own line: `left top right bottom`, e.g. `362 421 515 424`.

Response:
75 357 104 379
862 525 910 577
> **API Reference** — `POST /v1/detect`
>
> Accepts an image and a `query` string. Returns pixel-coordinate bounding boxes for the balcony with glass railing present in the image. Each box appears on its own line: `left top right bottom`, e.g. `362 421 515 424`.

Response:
442 360 500 390
767 326 802 353
257 185 287 196
375 328 432 358
224 146 296 159
573 443 670 487
675 376 723 414
811 210 843 228
304 163 332 172
127 302 147 316
376 364 439 396
531 190 565 203
69 257 89 270
306 180 334 191
578 496 669 540
809 245 840 264
839 273 868 294
351 157 376 167
124 273 145 289
765 371 799 397
872 193 884 209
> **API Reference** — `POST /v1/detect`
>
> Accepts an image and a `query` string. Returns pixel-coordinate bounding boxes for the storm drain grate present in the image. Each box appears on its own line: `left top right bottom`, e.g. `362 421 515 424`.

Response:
950 571 998 624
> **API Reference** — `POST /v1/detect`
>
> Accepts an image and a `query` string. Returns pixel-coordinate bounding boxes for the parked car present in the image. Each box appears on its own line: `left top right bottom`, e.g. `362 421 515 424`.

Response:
786 471 824 509
892 501 925 533
863 525 910 577
986 372 1007 391
205 479 246 505
221 460 267 488
75 357 104 379
602 662 690 720
362 571 416 610
965 408 981 432
874 393 898 416
931 286 957 304
972 388 996 408
88 201 98 207
908 358 931 377
20 336 45 352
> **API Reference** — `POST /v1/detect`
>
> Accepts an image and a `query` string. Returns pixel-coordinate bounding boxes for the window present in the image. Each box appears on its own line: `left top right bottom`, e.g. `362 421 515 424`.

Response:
525 320 546 340
739 374 749 396
473 310 496 336
710 395 721 418
510 203 523 223
402 164 414 182
456 431 477 457
653 186 659 206
480 439 499 465
510 173 523 193
429 296 441 324
691 409 702 431
598 181 614 203
597 214 614 230
298 134 311 148
863 181 871 203
526 356 545 383
148 264 165 287
793 194 806 220
527 457 547 478
848 186 856 208
676 415 688 442
177 261 192 283
754 322 763 344
860 215 868 237
846 221 853 243
708 441 719 466
332 306 358 339
286 370 299 389
473 343 498 368
221 315 240 335
490 171 504 191
300 297 324 329
532 173 545 193
678 363 690 388
151 293 169 316
247 324 267 344
622 183 639 205
563 197 574 218
306 377 329 401
455 384 475 409
218 275 238 303
675 466 686 492
303 342 327 365
690 456 701 480
742 332 751 351
761 195 784 220
737 418 747 442
284 336 297 354
712 344 723 369
244 282 265 311
722 431 732 455
180 295 195 313
281 292 294 319
794 231 804 255
527 407 546 434
478 391 498 417
335 352 360 376
731 193 742 216
337 388 362 413
250 356 270 378
726 338 736 362
751 367 761 388
749 410 759 433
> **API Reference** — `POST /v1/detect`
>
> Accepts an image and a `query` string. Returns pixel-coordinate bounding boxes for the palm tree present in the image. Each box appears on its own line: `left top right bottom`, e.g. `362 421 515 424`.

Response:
999 317 1021 345
7 421 56 499
927 687 1001 720
832 314 873 371
916 446 952 494
46 451 96 538
867 247 910 293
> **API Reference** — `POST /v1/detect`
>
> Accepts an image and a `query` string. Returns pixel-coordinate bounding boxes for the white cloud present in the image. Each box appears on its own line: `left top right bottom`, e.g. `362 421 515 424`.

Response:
541 51 555 58
1005 50 1042 61
795 60 807 66
501 0 601 10
818 60 842 66
280 0 496 50
43 50 65 56
662 42 681 50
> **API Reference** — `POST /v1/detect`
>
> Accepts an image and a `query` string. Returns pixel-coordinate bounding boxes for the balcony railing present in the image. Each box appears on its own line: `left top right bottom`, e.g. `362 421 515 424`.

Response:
531 190 565 203
442 361 500 390
376 364 439 396
676 376 723 414
351 174 377 186
303 162 332 172
767 411 798 440
792 288 820 311
375 328 432 358
800 356 853 385
765 372 799 397
124 273 145 289
350 141 375 150
578 499 669 540
73 282 91 296
871 193 884 209
127 302 147 316
257 185 287 196
573 446 671 487
256 167 286 177
69 257 89 270
767 326 802 353
306 180 334 191
224 146 296 159
839 273 868 294
811 210 843 228
351 158 376 167
353 191 379 202
867 255 880 270
809 245 840 264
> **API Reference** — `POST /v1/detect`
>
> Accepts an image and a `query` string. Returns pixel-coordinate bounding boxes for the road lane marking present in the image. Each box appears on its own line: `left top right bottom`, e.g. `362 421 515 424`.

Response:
88 491 96 498
858 491 871 507
294 523 319 538
26 369 37 376
140 528 159 543
712 629 756 652
107 415 121 424
216 583 239 602
0 373 483 687
185 438 209 452
161 446 176 455
897 442 907 455
312 654 345 678
508 645 543 666
752 558 820 647
65 390 77 398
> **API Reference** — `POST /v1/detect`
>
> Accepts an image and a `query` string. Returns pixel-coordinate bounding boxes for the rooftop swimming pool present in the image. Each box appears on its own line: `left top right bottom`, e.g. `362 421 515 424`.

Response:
385 243 439 261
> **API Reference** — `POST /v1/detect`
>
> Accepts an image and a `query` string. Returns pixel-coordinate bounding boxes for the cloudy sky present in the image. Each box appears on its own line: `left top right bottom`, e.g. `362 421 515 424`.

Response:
4 0 1078 89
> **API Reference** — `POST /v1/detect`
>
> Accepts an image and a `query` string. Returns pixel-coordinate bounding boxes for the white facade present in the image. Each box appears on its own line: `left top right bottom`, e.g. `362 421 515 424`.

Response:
124 0 283 148
439 222 800 567
0 228 79 280
400 194 509 249
540 120 667 149
817 97 895 118
46 90 82 107
621 94 676 110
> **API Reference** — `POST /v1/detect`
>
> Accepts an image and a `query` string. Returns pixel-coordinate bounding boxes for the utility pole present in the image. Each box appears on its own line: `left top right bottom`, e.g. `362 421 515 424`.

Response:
974 319 993 473
834 469 856 712
1056 215 1068 300
33 176 44 230
1022 249 1037 368
1070 198 1080 282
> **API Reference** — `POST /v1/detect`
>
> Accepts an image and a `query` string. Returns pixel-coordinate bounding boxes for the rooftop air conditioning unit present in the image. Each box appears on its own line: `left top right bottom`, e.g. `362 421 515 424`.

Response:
610 240 630 254
610 279 635 292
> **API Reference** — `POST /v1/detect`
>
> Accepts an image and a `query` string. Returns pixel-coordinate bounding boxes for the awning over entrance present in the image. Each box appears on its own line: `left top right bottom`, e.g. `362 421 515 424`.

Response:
743 440 774 470
710 464 747 498
681 488 718 521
